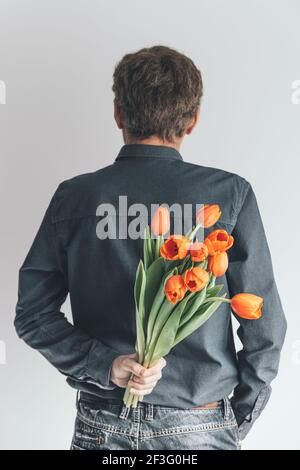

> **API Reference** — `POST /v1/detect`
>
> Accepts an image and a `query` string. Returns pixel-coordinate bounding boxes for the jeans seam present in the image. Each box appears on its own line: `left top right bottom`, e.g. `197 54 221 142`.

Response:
141 420 237 438
76 410 131 436
157 407 222 413
234 426 242 450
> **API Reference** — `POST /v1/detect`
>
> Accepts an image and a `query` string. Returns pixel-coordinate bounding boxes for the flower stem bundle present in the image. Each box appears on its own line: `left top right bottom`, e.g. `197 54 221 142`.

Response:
123 204 263 408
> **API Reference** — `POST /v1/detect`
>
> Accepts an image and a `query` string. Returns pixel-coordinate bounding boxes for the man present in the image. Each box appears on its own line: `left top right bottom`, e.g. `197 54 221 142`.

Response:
15 45 287 450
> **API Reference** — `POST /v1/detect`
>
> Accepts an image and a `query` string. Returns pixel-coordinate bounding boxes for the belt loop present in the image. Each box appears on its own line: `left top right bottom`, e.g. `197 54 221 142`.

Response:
223 397 230 421
144 403 154 421
119 403 130 420
76 390 81 411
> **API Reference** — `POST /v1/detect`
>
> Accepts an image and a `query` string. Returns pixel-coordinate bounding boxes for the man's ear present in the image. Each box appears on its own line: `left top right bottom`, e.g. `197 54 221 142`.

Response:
114 100 123 129
185 106 200 135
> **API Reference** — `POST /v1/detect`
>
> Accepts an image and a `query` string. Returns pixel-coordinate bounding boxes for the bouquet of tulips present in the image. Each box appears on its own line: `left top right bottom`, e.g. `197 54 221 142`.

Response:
123 204 263 409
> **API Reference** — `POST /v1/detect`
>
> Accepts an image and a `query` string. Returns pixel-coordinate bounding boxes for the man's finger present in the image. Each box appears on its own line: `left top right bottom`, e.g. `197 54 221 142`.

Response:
127 353 138 360
129 387 153 396
131 373 161 385
123 358 146 376
142 359 166 377
128 379 157 390
115 378 130 388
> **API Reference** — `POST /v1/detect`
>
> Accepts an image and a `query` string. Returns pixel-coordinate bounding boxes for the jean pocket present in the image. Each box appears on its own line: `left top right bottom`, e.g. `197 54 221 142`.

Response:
71 415 109 450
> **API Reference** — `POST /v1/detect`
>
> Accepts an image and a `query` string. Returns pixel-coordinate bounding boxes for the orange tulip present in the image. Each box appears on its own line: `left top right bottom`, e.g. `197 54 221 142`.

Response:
164 275 187 304
183 267 209 293
151 206 170 236
160 235 190 260
189 242 209 262
204 229 234 255
231 293 263 320
208 252 228 277
197 204 222 228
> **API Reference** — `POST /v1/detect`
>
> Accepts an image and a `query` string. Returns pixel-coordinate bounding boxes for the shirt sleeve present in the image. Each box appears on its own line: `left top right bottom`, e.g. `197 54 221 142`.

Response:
14 185 120 390
226 180 287 440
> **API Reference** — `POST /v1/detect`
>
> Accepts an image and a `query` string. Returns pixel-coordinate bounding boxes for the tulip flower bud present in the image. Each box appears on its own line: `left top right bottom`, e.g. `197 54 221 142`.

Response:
208 252 228 277
151 206 170 236
164 275 187 304
160 235 190 260
197 204 221 228
231 293 263 320
189 242 209 262
204 229 234 256
183 267 209 293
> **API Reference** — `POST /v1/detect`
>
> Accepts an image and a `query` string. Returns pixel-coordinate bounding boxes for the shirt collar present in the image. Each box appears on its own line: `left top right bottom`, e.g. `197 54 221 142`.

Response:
115 143 183 162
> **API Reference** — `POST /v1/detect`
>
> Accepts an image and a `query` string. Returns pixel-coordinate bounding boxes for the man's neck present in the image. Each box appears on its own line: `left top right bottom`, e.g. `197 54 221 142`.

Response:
123 132 183 152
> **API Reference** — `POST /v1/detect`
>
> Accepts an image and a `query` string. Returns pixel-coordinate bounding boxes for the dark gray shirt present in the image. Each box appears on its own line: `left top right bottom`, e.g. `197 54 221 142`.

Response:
15 143 287 439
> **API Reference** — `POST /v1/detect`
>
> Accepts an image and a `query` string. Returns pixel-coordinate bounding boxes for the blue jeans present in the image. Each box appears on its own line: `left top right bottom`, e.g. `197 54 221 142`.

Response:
70 392 241 450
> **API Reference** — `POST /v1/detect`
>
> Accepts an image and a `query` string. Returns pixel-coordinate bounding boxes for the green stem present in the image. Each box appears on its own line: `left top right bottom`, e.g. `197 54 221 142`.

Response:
123 371 135 406
188 223 203 241
125 392 135 408
123 358 148 408
202 296 231 304
131 394 139 408
123 385 130 403
155 235 161 259
208 274 216 288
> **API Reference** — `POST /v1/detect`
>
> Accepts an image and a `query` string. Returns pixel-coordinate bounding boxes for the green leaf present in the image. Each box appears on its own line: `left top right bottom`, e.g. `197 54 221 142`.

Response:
207 274 216 288
177 254 192 274
173 294 227 347
190 259 208 270
145 268 176 351
180 286 207 328
193 259 208 269
146 296 175 357
164 259 183 272
149 293 192 364
144 257 166 328
206 284 224 297
134 260 146 362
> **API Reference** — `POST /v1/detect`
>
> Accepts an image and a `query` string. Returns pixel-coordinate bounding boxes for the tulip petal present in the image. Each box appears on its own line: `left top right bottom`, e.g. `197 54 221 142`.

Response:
231 293 263 320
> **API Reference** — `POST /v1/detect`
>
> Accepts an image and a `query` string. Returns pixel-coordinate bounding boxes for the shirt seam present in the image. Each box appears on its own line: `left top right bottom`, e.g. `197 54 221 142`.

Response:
49 187 236 226
114 156 184 162
232 179 251 226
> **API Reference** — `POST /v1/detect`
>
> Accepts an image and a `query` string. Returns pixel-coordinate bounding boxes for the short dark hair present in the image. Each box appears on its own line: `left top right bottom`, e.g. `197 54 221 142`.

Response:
112 45 203 142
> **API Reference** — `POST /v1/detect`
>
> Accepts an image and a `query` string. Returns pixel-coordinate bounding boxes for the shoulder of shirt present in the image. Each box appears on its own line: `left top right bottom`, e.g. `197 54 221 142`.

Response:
49 165 115 222
181 160 252 221
56 164 115 192
49 162 252 225
181 159 248 182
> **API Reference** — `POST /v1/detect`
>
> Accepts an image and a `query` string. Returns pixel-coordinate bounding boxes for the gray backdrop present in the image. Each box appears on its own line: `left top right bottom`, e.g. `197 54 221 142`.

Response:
0 0 299 450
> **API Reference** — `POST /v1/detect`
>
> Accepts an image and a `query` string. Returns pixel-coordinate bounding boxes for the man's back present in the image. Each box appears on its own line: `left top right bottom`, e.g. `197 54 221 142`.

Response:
56 144 246 364
16 142 285 422
55 143 245 406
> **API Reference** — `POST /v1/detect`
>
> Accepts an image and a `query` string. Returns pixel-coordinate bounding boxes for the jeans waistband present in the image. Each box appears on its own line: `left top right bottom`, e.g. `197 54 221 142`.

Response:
77 391 230 422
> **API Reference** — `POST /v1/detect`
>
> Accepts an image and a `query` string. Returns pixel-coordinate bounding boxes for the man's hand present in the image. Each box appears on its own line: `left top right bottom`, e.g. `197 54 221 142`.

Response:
110 353 166 396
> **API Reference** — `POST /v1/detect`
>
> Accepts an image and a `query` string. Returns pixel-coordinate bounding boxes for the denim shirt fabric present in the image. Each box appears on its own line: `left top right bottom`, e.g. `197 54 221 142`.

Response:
15 144 287 440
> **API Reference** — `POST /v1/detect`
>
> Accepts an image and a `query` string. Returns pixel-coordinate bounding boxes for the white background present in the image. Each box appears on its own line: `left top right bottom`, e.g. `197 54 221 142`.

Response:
0 0 299 450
